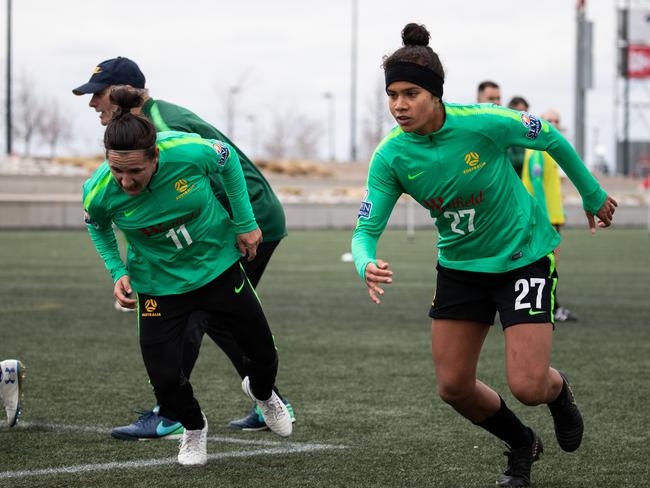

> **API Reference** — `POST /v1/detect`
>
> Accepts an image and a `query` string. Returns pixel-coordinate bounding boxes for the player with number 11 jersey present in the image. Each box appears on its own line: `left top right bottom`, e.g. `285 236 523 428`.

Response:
83 131 254 296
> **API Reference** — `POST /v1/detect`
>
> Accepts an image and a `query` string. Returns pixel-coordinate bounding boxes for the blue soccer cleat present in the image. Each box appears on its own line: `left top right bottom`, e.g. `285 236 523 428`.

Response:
111 405 185 440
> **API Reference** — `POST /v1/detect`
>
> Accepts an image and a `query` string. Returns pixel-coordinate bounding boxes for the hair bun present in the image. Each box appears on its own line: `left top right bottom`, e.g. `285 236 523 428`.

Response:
401 23 430 47
109 86 143 114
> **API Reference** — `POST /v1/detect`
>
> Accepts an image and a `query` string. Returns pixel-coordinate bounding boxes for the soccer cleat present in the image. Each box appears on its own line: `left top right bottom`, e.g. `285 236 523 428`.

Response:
0 359 25 427
241 376 292 437
554 306 578 322
228 399 296 431
497 429 544 488
178 413 208 466
548 371 584 452
111 406 185 441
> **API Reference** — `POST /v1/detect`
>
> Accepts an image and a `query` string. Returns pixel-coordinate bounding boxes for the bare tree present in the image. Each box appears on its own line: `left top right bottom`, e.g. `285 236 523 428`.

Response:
38 99 73 159
263 111 291 159
262 111 322 160
360 77 392 161
13 75 45 157
292 115 322 160
215 70 253 140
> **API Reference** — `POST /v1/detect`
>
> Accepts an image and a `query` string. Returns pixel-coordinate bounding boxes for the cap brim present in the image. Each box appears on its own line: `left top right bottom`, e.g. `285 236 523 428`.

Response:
72 82 109 96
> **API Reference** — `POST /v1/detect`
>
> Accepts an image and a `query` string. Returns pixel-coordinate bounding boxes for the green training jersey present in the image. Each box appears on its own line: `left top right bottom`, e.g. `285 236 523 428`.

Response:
352 103 606 279
141 98 287 242
83 131 258 296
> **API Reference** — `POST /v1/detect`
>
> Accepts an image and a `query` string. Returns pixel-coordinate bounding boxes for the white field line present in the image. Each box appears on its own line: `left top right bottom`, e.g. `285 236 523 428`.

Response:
20 421 302 446
0 422 347 480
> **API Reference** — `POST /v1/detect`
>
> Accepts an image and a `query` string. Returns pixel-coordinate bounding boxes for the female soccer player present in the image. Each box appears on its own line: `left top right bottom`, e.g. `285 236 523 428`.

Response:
351 23 616 488
83 88 292 466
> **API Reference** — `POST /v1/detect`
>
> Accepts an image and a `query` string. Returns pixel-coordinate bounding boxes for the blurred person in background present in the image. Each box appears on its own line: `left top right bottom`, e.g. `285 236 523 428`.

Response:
83 89 292 465
1 359 25 427
477 80 501 105
353 22 617 488
73 57 294 440
522 109 577 322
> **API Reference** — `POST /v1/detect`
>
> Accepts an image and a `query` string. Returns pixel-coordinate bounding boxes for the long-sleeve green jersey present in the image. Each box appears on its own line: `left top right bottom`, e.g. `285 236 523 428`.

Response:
141 98 287 242
352 103 606 279
83 131 258 296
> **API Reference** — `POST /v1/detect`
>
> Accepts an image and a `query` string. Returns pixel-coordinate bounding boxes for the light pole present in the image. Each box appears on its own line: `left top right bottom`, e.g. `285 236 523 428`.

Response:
246 114 257 159
323 91 335 162
226 86 239 139
350 0 358 162
6 0 12 155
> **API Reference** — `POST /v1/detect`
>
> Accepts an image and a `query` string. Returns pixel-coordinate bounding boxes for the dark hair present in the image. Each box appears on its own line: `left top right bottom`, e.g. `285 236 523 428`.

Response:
382 23 445 81
104 87 157 159
477 80 500 93
507 96 529 111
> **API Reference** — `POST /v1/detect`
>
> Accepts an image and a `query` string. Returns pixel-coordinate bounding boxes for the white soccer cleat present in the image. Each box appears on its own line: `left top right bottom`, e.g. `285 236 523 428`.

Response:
1 359 25 427
177 412 208 466
241 376 292 437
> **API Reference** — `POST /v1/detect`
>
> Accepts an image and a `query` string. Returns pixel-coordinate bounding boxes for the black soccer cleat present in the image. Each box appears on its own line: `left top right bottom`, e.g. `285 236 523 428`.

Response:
497 429 544 488
548 371 584 452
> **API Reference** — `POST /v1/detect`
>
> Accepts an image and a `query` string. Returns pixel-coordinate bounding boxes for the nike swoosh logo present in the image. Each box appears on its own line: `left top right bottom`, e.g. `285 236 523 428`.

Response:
407 171 425 180
124 207 138 217
156 420 182 436
528 310 546 316
235 279 245 294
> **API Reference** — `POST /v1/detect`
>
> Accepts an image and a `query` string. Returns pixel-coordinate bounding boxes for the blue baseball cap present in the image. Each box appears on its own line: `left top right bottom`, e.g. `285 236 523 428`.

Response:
72 57 145 95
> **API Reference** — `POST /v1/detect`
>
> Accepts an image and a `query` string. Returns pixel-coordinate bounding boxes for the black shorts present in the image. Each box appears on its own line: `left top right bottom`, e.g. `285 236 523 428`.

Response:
429 254 557 328
138 261 273 347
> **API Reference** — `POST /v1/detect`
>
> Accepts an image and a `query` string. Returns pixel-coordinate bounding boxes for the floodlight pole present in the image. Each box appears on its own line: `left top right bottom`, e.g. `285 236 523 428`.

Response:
323 92 335 162
622 1 630 176
6 0 12 155
350 0 358 162
575 0 592 160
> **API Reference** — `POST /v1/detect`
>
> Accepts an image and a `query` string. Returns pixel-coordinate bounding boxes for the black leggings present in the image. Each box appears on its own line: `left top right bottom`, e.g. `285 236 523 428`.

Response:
138 261 278 430
182 240 281 386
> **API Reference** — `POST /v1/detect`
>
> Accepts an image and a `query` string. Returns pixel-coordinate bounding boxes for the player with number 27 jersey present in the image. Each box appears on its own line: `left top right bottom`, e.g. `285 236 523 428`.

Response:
352 103 606 278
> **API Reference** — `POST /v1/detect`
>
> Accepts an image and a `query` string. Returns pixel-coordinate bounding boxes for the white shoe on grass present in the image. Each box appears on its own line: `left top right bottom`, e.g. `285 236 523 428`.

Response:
177 413 208 466
241 376 292 437
1 359 25 427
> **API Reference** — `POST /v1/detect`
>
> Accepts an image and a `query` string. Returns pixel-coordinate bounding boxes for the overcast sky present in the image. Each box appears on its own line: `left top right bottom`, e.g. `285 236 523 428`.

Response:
0 0 647 169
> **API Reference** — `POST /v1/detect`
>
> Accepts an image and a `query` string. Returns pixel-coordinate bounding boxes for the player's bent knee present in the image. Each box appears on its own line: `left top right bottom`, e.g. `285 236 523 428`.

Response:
509 380 548 406
436 381 473 405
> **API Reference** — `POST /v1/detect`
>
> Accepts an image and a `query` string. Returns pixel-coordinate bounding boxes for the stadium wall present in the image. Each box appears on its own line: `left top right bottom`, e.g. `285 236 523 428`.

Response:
1 175 648 229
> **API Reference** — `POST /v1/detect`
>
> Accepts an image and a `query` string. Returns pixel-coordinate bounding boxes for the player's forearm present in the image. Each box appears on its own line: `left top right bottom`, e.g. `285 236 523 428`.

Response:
87 225 128 283
352 225 380 280
545 137 605 214
220 149 257 233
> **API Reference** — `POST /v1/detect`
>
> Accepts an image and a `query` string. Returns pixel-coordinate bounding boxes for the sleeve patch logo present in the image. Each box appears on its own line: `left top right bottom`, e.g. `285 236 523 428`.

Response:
521 112 541 139
213 142 230 166
358 190 372 219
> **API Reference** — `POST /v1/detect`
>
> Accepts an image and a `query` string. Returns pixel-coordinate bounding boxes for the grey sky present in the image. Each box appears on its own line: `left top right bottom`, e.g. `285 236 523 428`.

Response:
0 0 645 168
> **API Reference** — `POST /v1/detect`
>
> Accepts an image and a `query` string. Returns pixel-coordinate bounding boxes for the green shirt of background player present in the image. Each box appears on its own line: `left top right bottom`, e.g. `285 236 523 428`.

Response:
83 88 292 466
73 57 294 438
351 23 617 488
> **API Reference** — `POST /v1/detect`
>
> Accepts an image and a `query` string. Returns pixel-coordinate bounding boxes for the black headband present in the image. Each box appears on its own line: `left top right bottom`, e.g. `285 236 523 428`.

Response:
385 61 444 98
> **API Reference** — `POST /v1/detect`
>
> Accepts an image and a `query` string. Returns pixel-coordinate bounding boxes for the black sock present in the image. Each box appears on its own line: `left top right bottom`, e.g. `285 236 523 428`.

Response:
474 397 533 449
